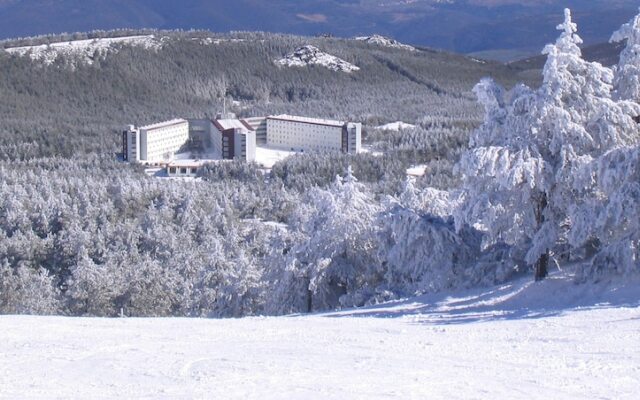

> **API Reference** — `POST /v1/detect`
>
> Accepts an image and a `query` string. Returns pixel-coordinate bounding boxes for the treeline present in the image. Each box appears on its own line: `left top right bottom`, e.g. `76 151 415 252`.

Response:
0 157 511 316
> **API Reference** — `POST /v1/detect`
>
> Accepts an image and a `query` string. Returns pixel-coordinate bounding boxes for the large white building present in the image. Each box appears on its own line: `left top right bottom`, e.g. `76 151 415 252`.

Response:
266 115 361 154
123 119 189 163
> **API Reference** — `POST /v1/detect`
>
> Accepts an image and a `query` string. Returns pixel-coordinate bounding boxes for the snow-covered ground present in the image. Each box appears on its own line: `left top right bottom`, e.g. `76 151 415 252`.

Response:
255 145 298 168
276 45 360 73
1 272 638 399
406 164 428 177
359 145 384 157
376 121 416 131
4 35 161 66
354 35 416 51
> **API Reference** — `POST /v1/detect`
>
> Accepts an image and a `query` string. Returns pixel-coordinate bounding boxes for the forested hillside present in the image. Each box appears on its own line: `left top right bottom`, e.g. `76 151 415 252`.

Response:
0 30 533 158
1 9 639 318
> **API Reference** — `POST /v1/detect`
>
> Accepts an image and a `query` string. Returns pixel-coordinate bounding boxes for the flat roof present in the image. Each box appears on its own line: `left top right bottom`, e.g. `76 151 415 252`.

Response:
140 118 188 131
213 119 255 131
167 160 209 168
267 114 347 128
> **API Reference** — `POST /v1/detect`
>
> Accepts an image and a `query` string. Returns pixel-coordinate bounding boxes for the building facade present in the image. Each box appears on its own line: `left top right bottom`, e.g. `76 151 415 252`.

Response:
212 119 257 161
266 115 361 154
243 117 268 145
166 160 207 177
123 119 189 163
123 114 361 168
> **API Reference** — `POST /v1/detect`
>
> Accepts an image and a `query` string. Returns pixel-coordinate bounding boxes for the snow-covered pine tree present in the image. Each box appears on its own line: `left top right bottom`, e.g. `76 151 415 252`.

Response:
0 262 61 315
456 9 638 281
376 201 480 296
280 166 381 311
611 8 640 103
570 9 640 280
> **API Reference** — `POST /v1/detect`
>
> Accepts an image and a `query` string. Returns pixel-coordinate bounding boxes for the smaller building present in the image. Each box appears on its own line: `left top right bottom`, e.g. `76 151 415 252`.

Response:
123 119 189 163
166 160 207 177
212 119 257 162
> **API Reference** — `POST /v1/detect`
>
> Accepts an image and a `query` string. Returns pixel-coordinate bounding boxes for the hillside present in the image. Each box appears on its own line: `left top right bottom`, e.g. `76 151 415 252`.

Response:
0 30 530 159
0 1 637 60
1 272 638 399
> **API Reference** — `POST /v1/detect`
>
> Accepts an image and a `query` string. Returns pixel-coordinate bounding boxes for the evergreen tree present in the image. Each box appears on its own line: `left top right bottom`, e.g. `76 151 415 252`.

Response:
611 8 640 103
456 9 639 281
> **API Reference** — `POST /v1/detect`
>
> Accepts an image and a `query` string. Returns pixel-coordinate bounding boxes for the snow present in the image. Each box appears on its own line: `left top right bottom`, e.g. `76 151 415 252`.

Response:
243 218 289 231
406 164 427 176
215 118 250 130
0 272 638 399
194 38 246 46
142 145 295 175
359 145 384 157
4 35 162 66
276 45 360 73
376 121 416 131
354 34 415 51
254 145 298 168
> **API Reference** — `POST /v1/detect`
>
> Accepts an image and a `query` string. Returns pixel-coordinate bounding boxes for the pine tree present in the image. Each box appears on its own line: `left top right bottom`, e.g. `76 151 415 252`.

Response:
611 8 640 103
456 9 637 281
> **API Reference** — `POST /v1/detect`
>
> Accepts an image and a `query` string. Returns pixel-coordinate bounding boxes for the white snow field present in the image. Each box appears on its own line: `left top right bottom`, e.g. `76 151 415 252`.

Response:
5 35 162 66
1 272 638 399
254 145 298 168
276 45 360 73
375 121 416 131
354 35 416 51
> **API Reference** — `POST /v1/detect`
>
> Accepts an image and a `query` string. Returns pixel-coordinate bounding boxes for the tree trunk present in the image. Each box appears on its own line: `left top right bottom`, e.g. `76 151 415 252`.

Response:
305 276 313 313
533 191 549 281
534 250 549 281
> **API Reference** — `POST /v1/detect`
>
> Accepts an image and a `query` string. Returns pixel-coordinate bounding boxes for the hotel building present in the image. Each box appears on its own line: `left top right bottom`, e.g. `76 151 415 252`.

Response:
123 119 189 163
266 115 361 154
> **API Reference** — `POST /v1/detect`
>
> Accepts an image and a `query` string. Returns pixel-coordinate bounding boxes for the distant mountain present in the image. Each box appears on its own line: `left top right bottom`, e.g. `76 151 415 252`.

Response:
509 41 626 72
0 0 637 60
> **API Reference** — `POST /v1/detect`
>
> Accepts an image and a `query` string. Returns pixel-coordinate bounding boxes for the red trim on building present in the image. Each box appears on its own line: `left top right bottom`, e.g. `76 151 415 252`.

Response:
240 120 256 131
212 119 226 132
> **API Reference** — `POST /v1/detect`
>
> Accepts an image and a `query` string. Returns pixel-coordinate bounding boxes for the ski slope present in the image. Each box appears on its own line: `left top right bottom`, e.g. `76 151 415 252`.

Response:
1 273 638 399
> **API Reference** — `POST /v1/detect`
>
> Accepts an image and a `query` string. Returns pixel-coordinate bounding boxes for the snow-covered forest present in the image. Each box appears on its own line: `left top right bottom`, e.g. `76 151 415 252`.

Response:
1 9 640 317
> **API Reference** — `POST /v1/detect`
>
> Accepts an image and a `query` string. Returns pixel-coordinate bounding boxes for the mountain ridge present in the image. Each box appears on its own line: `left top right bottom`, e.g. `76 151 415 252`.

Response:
0 0 636 61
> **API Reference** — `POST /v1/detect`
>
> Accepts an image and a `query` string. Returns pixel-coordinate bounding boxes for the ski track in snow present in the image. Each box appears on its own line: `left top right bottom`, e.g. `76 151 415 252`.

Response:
1 273 639 399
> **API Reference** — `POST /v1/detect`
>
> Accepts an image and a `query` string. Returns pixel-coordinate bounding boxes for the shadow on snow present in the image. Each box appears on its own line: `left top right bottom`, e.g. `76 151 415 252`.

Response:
324 271 640 325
